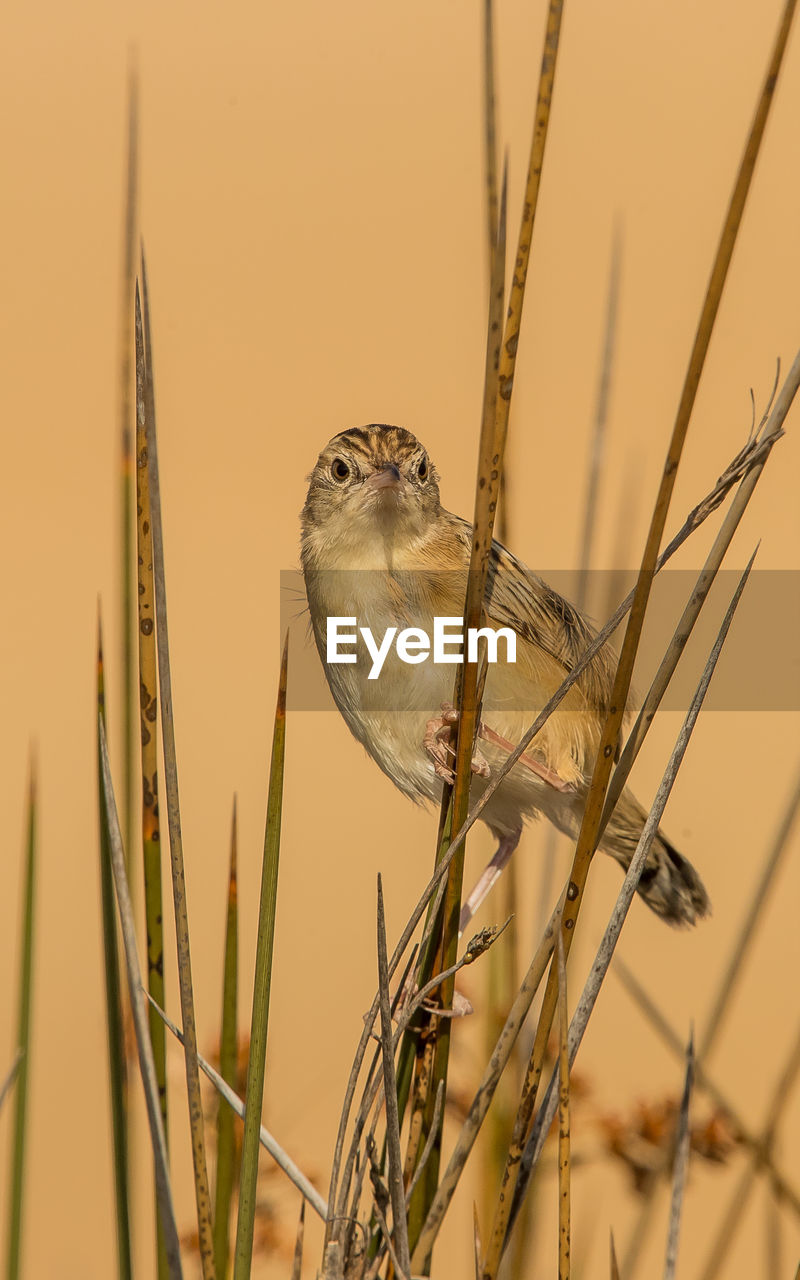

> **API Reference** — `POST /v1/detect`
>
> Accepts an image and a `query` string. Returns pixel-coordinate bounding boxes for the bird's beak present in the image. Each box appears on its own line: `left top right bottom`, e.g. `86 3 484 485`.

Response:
365 463 403 492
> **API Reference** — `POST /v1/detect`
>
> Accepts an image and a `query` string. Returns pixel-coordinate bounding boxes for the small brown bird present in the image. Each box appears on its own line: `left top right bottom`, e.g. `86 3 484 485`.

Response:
301 424 710 929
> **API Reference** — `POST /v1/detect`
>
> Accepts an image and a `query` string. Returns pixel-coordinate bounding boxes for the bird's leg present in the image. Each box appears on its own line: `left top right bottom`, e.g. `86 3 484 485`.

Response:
477 723 576 794
423 703 491 782
459 827 522 934
424 702 574 794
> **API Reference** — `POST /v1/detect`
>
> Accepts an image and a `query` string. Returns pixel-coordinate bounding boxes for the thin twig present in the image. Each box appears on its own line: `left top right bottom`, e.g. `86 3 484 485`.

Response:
146 993 328 1221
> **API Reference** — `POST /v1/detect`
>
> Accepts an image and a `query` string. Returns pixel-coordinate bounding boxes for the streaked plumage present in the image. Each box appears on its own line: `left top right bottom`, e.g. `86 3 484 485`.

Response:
301 424 710 927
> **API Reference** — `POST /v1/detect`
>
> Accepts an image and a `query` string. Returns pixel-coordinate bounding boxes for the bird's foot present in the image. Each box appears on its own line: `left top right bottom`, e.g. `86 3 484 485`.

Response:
423 703 491 783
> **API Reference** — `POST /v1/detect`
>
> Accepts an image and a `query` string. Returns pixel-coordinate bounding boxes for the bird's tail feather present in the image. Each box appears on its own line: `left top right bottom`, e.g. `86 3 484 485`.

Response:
600 789 710 927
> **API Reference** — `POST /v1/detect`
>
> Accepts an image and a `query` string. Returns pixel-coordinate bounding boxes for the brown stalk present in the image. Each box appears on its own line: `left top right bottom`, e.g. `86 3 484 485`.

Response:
556 931 570 1280
140 256 216 1277
376 877 412 1279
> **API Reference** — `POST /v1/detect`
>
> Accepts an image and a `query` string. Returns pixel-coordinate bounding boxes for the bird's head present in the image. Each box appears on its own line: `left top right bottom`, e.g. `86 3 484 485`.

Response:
301 424 442 562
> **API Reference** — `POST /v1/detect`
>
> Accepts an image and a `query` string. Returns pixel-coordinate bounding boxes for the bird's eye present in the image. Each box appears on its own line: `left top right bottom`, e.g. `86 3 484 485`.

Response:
417 455 429 481
331 458 350 482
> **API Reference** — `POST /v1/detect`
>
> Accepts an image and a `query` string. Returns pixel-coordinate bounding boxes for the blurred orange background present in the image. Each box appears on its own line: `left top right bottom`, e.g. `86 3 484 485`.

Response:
1 0 799 1275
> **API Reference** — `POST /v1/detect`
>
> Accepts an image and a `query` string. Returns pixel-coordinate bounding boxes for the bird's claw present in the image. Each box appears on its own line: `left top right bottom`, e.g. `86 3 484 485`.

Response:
423 702 491 782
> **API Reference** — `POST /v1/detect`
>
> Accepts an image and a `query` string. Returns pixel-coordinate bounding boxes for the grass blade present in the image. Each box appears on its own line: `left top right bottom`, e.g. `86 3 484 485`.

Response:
134 280 170 1279
376 876 411 1278
140 254 216 1277
556 930 570 1280
119 57 139 886
147 994 327 1220
482 0 498 271
5 756 36 1280
213 799 239 1280
233 636 288 1278
97 613 133 1280
663 1033 694 1280
405 152 508 1259
98 718 183 1279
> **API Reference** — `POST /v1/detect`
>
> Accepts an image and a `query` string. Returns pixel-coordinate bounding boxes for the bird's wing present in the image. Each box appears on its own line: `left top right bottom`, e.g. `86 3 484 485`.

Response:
449 516 618 716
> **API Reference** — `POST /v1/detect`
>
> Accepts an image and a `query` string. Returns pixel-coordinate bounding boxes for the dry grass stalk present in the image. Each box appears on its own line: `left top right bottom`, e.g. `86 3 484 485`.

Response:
118 57 139 880
376 876 412 1278
662 1034 694 1279
556 930 571 1279
146 994 327 1220
139 256 216 1277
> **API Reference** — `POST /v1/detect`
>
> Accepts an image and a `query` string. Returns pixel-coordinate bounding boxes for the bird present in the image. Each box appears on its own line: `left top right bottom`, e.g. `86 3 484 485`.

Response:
300 423 710 929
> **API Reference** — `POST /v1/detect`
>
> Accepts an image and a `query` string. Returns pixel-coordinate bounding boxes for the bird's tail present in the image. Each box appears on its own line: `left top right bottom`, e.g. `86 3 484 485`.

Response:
599 788 710 927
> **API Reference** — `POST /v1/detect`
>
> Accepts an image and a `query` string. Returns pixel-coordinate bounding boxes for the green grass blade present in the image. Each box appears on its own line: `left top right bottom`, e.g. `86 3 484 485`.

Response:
5 756 36 1280
213 798 239 1280
140 254 216 1278
233 636 288 1279
134 281 170 1280
97 613 133 1280
98 718 183 1279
